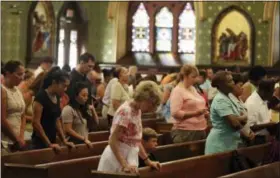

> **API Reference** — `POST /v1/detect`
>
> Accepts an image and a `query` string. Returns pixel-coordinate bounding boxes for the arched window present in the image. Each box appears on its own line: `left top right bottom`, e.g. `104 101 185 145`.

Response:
57 2 87 69
127 2 196 65
178 3 195 54
132 3 149 52
155 7 173 52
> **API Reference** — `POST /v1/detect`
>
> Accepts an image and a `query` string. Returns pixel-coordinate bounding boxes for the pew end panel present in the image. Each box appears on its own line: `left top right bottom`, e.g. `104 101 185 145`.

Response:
46 155 101 178
3 163 48 178
218 162 280 178
138 143 272 178
91 170 139 178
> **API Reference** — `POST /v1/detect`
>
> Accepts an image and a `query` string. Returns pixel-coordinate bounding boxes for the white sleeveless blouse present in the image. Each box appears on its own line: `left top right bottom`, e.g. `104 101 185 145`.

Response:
1 85 25 144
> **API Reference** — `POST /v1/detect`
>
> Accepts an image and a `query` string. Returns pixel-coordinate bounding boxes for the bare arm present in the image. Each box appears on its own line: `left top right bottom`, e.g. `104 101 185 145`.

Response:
109 125 129 168
224 115 247 130
112 99 121 111
19 114 26 140
32 101 52 146
56 118 67 143
162 90 171 105
138 143 148 160
1 87 20 142
64 123 85 141
90 105 99 125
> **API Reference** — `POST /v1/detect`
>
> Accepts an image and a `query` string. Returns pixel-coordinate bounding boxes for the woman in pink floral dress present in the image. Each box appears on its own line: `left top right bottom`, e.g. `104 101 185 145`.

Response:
98 81 162 173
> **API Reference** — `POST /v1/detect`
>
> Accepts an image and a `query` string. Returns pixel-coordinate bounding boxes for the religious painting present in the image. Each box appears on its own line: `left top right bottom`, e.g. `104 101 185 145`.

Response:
31 2 54 58
212 6 255 66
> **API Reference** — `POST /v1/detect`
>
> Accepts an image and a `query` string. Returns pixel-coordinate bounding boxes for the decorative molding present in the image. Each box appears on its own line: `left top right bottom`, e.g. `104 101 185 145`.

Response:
263 2 276 22
196 1 206 21
269 2 279 66
107 2 119 22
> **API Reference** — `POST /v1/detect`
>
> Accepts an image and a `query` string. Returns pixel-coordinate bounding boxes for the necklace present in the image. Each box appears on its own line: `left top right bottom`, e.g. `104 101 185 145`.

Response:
45 89 57 104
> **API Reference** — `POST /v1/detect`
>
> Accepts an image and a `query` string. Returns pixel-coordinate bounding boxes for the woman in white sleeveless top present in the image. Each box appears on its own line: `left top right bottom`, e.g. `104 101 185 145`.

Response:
1 61 26 154
107 67 130 128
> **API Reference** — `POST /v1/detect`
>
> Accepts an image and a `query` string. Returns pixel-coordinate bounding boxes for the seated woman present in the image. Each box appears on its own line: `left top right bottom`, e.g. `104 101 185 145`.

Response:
32 67 75 150
98 81 162 173
1 61 26 154
205 71 247 154
62 82 92 147
170 65 208 143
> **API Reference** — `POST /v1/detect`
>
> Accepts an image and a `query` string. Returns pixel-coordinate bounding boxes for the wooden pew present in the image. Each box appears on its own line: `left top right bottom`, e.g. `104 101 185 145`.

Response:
3 140 206 178
155 122 172 133
250 122 279 135
2 141 108 165
218 162 280 178
136 143 271 178
87 119 170 143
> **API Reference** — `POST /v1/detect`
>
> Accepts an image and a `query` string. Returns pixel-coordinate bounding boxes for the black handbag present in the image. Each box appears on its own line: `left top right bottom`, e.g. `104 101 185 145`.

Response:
262 122 280 164
229 150 256 173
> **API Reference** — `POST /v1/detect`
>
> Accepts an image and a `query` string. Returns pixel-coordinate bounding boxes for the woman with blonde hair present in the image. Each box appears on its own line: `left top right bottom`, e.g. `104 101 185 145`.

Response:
98 81 162 173
170 64 208 143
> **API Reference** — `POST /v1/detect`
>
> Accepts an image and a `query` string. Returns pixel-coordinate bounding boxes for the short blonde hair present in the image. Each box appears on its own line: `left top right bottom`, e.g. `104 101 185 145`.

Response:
133 80 162 107
179 64 199 81
142 127 158 141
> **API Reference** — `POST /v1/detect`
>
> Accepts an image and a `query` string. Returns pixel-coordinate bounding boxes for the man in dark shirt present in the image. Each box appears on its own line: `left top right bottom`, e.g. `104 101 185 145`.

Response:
139 128 159 167
67 52 99 131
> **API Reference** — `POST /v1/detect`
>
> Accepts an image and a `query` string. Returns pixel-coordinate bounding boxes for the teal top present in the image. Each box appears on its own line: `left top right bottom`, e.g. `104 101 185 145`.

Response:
205 91 242 154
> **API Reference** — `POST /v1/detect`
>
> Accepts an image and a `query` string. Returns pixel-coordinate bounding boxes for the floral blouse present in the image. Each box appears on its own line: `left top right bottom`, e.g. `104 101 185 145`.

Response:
110 101 142 147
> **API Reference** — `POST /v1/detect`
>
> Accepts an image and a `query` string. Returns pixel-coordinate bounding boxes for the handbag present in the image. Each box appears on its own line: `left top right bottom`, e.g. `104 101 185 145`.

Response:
229 150 256 173
262 122 280 164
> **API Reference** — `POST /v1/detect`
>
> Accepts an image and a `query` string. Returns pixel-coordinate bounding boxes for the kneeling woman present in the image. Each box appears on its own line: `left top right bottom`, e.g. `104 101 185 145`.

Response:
98 81 162 173
62 82 92 147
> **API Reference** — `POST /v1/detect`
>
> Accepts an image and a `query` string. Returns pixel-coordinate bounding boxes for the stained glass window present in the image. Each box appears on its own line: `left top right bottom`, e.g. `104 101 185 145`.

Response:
155 7 173 52
69 30 78 69
132 3 150 52
57 29 65 68
178 3 196 53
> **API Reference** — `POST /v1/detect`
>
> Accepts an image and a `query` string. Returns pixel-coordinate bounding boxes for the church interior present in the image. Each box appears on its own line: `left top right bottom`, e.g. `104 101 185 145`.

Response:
1 1 280 178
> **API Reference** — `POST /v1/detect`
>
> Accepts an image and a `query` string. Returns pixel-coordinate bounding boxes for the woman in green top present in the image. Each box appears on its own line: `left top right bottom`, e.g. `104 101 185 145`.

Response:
205 71 247 154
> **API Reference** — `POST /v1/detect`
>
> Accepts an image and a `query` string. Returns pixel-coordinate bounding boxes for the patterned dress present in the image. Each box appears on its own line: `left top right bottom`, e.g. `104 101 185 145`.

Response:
98 101 142 173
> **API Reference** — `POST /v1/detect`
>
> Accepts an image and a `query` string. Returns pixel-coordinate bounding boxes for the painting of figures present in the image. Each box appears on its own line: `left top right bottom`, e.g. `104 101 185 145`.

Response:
31 2 54 57
212 7 254 66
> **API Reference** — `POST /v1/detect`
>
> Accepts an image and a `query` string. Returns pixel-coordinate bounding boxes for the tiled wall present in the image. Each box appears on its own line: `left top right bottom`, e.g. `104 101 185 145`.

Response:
1 1 277 66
